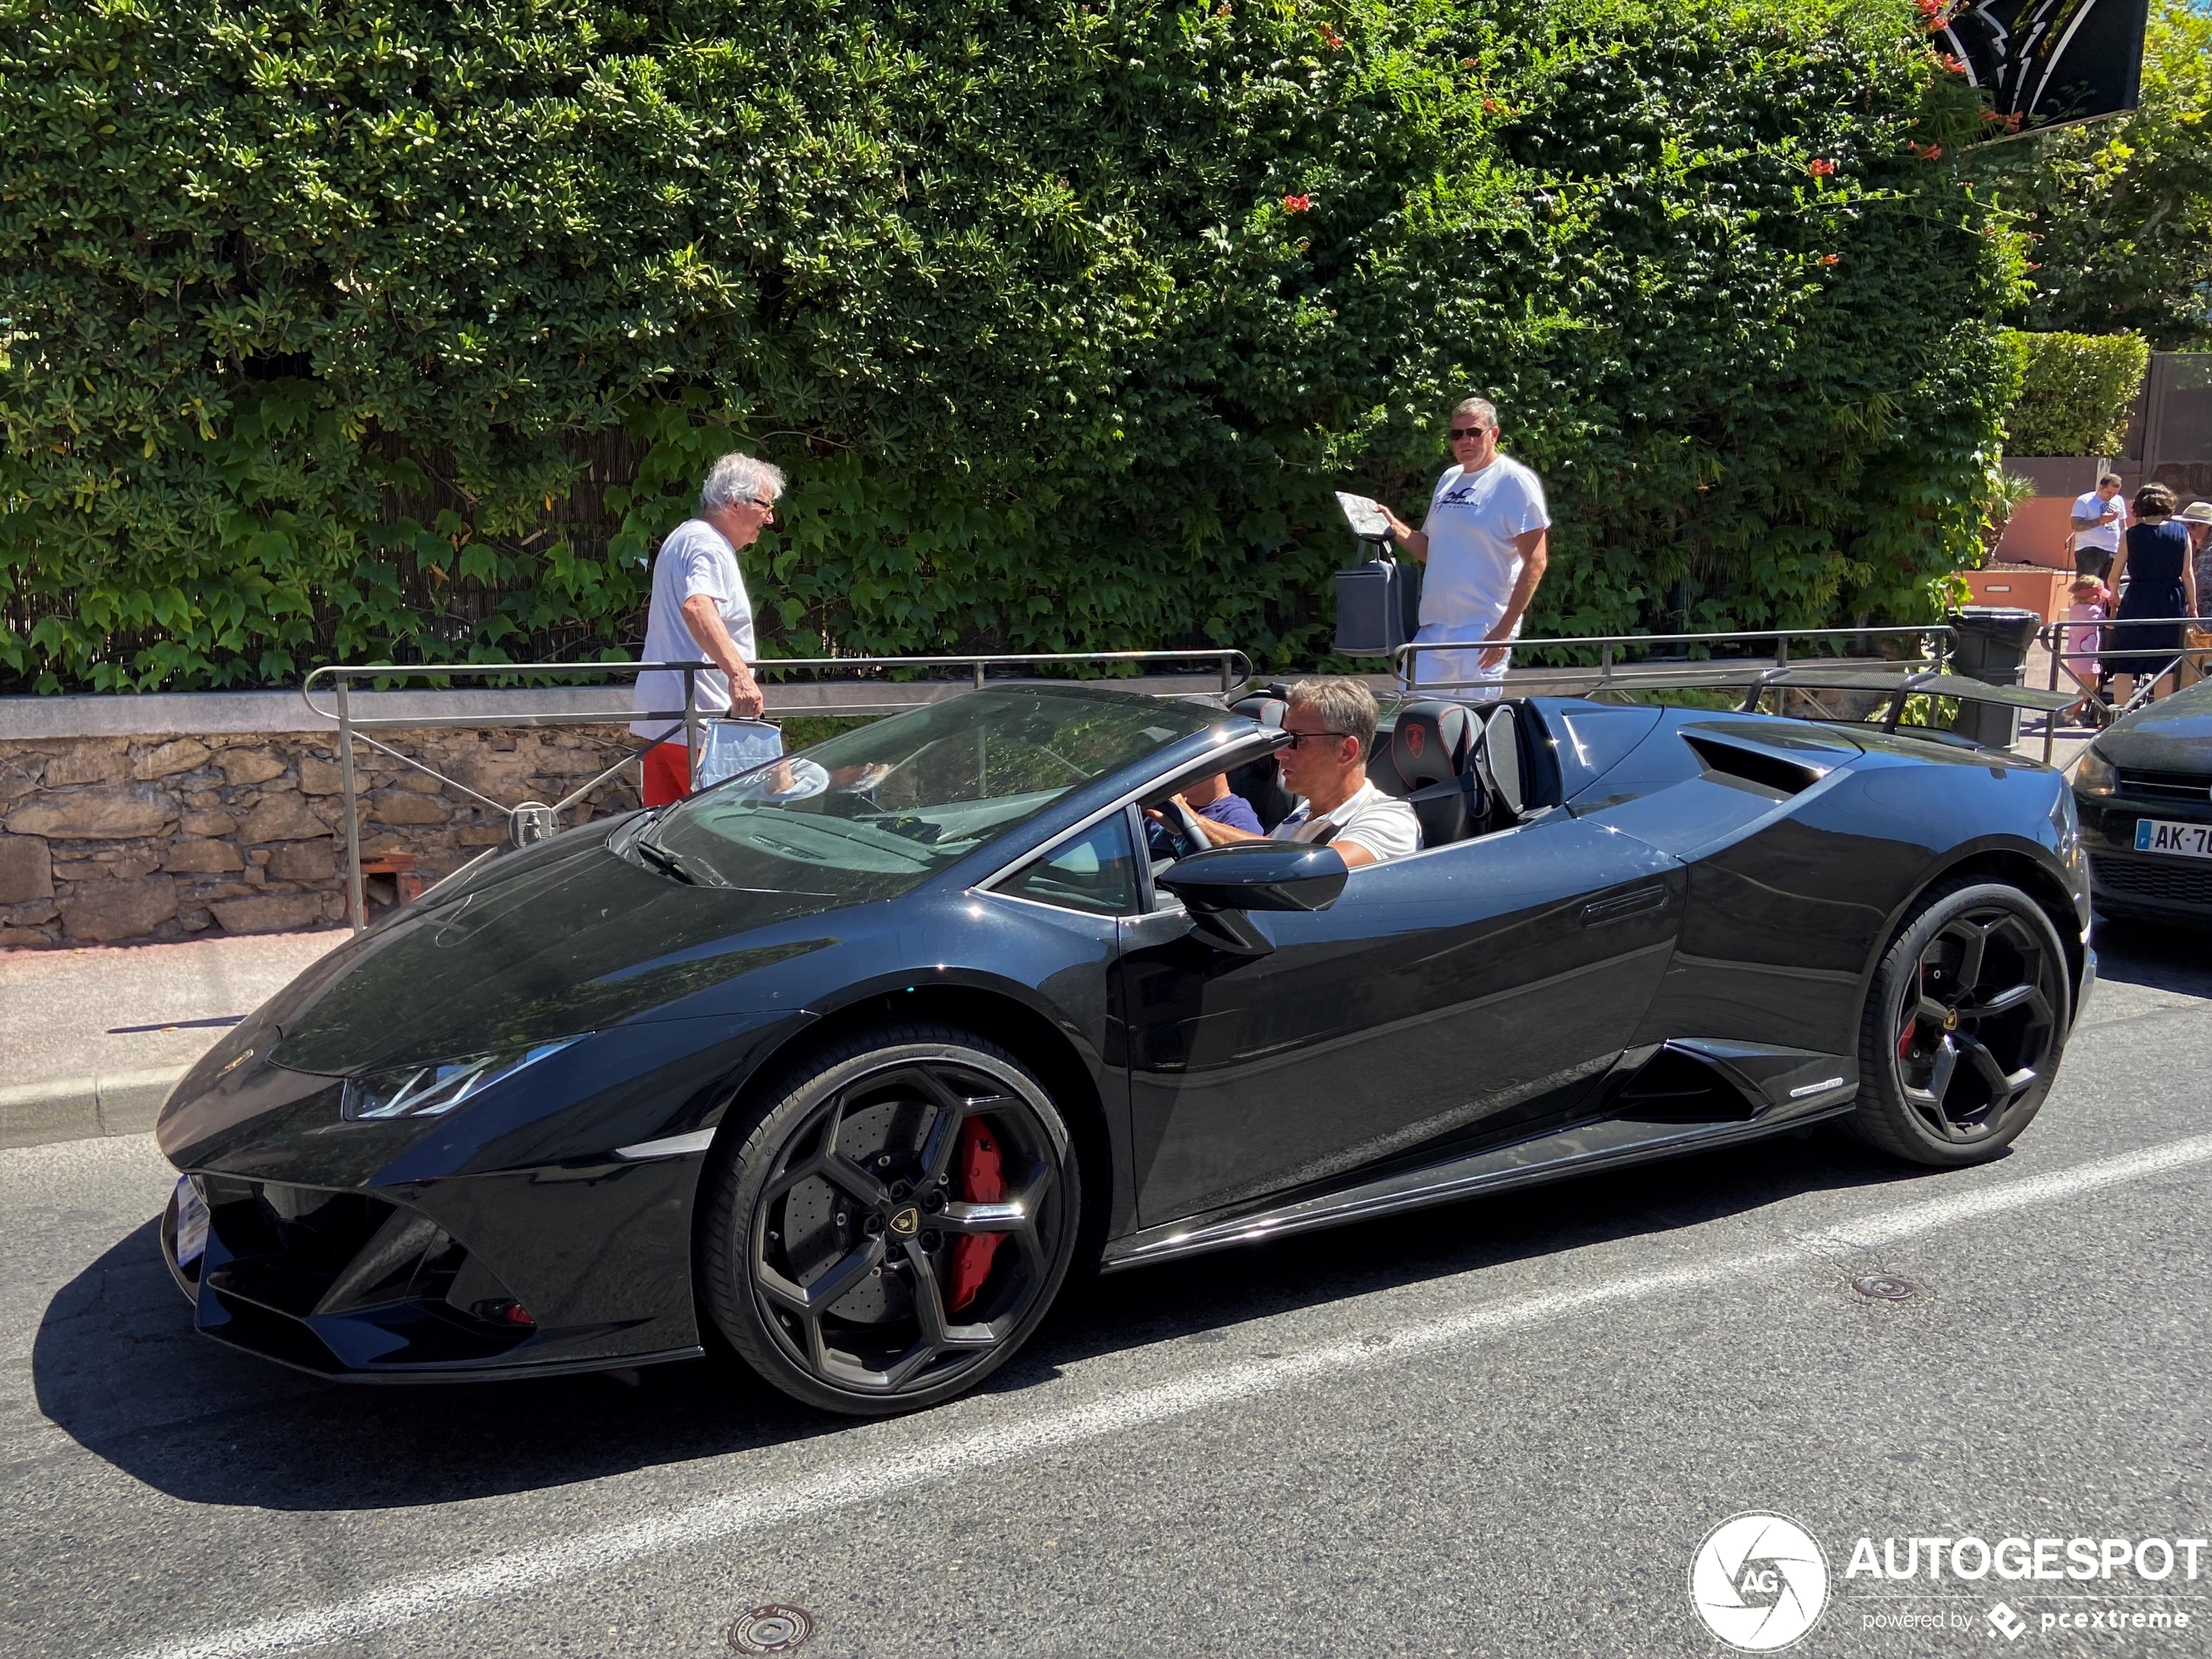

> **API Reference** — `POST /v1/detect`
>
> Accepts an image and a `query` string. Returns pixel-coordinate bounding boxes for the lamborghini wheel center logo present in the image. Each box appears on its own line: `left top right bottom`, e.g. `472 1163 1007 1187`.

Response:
1690 1513 1830 1650
888 1206 921 1238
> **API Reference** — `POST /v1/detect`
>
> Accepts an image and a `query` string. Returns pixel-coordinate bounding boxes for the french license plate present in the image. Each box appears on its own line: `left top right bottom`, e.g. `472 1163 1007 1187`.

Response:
172 1174 210 1268
2134 818 2212 860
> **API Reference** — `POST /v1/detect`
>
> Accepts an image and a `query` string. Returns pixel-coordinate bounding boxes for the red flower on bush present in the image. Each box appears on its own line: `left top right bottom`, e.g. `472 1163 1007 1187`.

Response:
1821 253 1841 266
1483 98 1501 112
1938 52 1967 74
1318 24 1345 50
1808 158 1836 177
1910 140 1944 160
1282 193 1312 214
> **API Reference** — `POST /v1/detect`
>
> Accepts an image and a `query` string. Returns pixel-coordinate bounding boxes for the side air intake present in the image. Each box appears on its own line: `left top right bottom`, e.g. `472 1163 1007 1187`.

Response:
1682 735 1825 799
1611 1045 1762 1123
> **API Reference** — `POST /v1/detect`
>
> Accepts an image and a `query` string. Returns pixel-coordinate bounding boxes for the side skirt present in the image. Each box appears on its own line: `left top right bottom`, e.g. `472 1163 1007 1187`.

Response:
1097 1094 1857 1273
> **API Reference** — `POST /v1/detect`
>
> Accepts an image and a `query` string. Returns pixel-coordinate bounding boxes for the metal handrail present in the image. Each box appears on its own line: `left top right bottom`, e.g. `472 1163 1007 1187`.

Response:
300 649 1251 933
2035 613 2212 763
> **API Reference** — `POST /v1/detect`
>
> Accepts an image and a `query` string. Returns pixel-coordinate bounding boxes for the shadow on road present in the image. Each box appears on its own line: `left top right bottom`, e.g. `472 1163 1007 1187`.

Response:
33 921 2201 1515
30 1134 1931 1514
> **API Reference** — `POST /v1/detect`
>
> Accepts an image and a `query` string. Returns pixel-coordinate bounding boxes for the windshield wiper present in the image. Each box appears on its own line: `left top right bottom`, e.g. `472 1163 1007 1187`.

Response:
633 833 698 886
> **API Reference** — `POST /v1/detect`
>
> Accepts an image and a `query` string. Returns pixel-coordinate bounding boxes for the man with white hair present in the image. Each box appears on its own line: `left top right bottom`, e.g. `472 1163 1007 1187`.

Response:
631 451 785 806
1375 397 1551 699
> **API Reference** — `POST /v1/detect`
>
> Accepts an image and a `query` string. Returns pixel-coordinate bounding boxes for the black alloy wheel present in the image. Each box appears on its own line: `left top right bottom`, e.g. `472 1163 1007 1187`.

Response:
1848 881 2071 1166
701 1025 1081 1415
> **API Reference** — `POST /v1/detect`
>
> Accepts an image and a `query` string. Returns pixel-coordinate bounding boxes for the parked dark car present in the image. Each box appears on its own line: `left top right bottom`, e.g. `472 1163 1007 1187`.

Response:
158 684 2093 1415
2069 675 2212 926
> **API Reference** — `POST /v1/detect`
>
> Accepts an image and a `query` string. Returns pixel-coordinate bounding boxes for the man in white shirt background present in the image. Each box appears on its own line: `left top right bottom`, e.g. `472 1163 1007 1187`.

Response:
631 451 784 806
1163 678 1420 868
1375 397 1552 699
2069 473 2128 579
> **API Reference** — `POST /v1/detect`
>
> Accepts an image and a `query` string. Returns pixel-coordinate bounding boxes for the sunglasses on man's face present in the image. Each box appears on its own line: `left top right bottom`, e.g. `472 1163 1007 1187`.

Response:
1449 425 1495 442
1285 729 1357 747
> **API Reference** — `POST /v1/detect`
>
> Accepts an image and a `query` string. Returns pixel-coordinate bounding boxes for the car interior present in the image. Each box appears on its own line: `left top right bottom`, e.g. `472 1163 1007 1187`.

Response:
1140 685 1558 872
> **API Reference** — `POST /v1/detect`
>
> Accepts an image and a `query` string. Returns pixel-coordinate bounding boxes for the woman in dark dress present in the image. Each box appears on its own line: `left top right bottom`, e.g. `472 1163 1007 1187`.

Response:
2107 483 2199 706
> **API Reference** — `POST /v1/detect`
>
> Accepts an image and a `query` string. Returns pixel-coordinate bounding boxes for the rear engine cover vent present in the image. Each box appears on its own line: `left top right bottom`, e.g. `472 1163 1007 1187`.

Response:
1682 735 1826 799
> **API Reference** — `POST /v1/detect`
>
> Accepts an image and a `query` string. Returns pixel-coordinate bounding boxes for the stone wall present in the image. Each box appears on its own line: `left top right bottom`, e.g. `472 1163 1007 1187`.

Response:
0 726 641 948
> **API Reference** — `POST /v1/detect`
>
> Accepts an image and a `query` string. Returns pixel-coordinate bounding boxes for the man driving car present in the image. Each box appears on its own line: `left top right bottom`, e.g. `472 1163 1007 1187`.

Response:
1164 678 1419 867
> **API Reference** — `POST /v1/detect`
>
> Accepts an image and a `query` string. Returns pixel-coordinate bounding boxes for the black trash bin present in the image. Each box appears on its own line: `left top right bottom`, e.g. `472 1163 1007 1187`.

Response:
1946 606 2042 748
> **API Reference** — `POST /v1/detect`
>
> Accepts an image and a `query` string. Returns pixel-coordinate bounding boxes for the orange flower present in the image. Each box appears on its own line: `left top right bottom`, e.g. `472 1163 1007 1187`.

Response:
1318 24 1345 50
1282 193 1312 214
1821 253 1841 266
1808 158 1836 177
1910 140 1944 160
1938 52 1967 74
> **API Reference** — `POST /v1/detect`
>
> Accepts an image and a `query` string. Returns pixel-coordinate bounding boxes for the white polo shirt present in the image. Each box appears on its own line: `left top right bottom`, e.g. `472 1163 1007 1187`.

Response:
1272 781 1422 864
2069 490 2128 555
631 519 755 740
1420 455 1551 631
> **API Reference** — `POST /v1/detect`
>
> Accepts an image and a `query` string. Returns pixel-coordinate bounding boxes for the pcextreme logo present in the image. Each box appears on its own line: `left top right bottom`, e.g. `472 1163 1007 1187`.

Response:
1689 1513 1831 1651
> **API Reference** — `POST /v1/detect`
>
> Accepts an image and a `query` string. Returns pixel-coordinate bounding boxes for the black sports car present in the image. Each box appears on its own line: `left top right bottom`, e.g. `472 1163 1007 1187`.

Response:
2068 675 2212 926
158 683 2093 1414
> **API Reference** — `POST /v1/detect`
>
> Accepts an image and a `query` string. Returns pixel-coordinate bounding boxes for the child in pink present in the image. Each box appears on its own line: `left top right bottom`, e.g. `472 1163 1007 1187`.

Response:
2060 576 2107 724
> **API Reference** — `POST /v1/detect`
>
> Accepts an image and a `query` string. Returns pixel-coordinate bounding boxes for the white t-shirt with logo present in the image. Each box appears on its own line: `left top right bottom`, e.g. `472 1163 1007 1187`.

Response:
1271 780 1422 864
1420 455 1552 631
2069 490 2128 554
631 519 756 739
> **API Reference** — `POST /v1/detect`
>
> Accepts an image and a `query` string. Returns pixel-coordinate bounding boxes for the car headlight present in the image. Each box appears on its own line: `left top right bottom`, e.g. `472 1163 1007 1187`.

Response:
2067 745 2118 799
341 1037 584 1122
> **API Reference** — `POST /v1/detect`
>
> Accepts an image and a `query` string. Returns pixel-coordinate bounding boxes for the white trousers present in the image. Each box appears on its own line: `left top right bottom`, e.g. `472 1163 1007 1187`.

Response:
1408 622 1511 702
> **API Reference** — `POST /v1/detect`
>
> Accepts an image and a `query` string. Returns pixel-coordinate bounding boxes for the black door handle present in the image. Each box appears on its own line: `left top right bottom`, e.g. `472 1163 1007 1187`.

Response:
1580 884 1669 927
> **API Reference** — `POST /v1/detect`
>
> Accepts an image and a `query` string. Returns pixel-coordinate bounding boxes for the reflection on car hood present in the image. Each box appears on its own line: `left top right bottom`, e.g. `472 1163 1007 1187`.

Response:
266 837 835 1076
2099 678 2212 773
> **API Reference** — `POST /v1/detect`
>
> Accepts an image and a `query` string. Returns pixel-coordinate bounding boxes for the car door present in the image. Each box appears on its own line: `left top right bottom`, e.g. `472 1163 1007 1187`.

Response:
1117 815 1687 1227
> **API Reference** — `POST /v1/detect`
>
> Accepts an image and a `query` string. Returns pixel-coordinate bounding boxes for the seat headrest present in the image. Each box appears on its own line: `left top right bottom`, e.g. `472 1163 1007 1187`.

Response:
1231 695 1287 731
1390 700 1477 790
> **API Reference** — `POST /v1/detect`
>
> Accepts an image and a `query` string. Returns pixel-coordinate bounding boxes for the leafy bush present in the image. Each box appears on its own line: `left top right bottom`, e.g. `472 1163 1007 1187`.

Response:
2000 330 2151 455
0 0 2019 692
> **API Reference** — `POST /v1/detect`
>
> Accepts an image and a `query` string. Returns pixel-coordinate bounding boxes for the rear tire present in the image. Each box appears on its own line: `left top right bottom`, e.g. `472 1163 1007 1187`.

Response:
1846 880 2070 1167
699 1024 1081 1416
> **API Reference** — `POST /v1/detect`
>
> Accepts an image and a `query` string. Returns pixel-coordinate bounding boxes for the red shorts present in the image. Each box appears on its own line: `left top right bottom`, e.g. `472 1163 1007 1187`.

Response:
641 741 691 807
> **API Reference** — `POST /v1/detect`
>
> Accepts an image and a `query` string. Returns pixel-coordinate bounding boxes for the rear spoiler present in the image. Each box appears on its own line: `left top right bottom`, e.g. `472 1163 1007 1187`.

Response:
1735 666 2073 732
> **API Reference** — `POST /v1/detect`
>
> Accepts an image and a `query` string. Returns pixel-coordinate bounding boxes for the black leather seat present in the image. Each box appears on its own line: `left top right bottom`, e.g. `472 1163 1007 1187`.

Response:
1228 693 1298 832
1389 700 1487 846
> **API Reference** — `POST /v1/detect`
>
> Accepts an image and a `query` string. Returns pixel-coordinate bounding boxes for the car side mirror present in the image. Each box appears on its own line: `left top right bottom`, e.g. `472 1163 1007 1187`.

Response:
1155 843 1347 955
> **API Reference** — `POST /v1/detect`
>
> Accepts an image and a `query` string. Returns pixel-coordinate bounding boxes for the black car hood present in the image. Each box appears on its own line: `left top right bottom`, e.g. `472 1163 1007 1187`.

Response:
2098 678 2212 772
266 833 837 1076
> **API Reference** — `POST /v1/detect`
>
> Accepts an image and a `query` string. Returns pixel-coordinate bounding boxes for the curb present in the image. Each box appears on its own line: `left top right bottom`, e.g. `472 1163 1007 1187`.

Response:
0 1065 188 1150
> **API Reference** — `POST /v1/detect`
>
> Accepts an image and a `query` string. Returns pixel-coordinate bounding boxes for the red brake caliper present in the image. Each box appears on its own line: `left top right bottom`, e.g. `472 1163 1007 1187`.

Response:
1897 967 1921 1059
944 1116 1005 1314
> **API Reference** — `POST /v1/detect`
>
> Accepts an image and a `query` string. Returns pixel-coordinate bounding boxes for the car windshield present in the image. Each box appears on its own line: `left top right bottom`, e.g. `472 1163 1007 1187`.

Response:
638 686 1224 900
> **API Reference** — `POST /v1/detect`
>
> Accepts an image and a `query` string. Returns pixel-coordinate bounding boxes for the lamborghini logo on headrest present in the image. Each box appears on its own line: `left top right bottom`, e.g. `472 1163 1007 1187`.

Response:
1406 724 1426 757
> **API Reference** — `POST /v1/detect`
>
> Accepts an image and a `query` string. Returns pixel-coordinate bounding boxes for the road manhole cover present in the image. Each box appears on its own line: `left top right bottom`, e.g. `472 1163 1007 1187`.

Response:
1851 1273 1920 1302
730 1604 817 1654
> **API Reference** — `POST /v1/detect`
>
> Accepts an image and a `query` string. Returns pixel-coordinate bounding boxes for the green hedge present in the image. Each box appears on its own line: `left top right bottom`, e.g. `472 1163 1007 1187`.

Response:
0 0 2017 692
2000 330 2151 457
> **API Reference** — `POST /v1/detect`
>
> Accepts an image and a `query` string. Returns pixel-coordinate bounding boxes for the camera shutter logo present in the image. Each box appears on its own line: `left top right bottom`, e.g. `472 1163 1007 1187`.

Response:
1689 1513 1830 1651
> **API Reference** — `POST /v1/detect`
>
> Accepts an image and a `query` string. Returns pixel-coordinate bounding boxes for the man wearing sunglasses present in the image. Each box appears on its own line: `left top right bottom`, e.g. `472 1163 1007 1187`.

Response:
1375 397 1551 700
1157 678 1419 867
630 451 784 806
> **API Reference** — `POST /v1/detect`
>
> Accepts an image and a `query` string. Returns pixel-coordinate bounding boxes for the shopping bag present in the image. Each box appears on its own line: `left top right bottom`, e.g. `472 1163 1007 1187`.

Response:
692 718 785 789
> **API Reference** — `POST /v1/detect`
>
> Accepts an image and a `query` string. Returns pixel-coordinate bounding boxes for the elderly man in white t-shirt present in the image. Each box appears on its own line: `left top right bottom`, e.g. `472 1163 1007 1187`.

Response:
631 452 785 806
1163 678 1420 867
1376 397 1552 700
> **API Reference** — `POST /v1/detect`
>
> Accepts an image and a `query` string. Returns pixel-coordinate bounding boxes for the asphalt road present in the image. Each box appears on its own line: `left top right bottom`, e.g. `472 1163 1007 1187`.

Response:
4 921 2209 1659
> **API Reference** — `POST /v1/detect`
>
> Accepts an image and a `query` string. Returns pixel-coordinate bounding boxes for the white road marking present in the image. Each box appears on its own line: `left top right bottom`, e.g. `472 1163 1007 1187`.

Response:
124 1131 2212 1659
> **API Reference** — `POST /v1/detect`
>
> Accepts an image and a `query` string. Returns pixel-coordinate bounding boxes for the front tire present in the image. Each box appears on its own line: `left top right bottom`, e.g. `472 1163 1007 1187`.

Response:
700 1025 1081 1415
1847 880 2070 1166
